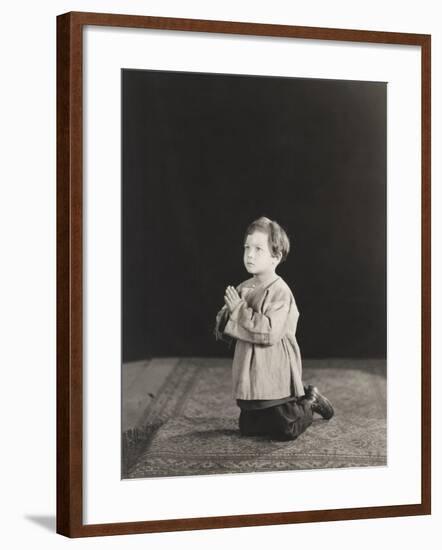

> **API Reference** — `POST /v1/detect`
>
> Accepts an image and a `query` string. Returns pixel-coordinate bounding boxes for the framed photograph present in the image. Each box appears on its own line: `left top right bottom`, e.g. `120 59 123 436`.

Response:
57 11 431 537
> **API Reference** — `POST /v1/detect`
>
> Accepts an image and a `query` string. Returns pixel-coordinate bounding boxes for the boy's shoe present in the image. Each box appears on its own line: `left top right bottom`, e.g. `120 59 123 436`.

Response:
304 385 334 420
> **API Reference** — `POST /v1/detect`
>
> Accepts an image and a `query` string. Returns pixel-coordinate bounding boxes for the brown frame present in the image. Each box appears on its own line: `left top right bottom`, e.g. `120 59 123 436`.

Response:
57 11 431 538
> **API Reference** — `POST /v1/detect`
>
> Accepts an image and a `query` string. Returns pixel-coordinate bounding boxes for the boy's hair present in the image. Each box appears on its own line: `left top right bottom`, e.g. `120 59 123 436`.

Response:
244 217 290 264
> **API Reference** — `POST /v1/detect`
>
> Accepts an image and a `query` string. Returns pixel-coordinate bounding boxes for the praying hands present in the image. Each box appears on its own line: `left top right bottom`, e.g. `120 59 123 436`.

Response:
224 286 242 313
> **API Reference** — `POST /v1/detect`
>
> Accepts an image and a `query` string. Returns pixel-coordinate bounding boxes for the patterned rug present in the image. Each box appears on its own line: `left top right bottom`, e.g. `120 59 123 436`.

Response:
124 358 386 478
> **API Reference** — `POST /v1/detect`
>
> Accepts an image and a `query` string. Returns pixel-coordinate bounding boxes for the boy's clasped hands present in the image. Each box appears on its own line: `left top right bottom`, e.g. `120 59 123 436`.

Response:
224 286 242 313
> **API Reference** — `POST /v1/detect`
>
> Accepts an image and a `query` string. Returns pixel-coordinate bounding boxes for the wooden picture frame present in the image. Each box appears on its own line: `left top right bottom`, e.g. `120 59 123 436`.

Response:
57 11 431 538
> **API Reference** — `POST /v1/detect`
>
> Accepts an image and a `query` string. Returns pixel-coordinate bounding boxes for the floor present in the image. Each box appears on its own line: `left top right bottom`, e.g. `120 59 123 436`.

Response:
122 357 387 478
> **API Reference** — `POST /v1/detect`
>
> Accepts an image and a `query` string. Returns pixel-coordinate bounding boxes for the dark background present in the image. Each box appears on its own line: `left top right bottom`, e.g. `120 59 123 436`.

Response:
122 69 386 362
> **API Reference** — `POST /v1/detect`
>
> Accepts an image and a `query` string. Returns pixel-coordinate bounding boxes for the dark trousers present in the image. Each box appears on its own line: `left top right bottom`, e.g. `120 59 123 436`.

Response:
239 398 313 441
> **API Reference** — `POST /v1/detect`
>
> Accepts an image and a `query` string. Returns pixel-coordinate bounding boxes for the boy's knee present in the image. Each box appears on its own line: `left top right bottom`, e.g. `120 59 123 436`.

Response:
239 410 264 436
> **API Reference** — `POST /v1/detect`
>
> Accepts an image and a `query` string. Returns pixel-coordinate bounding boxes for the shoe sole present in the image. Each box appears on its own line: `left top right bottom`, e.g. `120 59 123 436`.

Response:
309 386 334 420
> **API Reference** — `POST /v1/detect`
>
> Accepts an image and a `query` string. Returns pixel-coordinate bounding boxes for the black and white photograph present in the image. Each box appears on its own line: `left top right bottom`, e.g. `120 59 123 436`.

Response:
121 68 387 479
2 0 436 545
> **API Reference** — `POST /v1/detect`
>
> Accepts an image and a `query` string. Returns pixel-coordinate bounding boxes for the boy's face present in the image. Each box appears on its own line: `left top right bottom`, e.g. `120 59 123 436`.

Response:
243 231 280 276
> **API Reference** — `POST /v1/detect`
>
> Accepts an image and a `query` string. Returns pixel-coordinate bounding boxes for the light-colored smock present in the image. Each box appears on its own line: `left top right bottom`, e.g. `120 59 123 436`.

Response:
215 276 304 400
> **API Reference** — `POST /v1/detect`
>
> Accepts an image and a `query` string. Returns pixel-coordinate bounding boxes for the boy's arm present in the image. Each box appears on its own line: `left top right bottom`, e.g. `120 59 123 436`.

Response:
214 283 244 342
223 292 294 346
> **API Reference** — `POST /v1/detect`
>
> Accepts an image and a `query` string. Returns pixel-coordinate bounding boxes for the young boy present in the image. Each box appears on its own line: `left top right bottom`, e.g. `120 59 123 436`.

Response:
215 217 334 441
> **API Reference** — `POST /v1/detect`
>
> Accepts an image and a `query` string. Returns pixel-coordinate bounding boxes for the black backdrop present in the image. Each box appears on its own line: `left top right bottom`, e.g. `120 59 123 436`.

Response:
122 69 386 362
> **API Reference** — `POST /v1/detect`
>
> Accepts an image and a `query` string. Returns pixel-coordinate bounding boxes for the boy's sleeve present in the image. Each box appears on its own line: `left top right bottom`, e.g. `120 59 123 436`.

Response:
223 289 293 346
213 305 232 343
